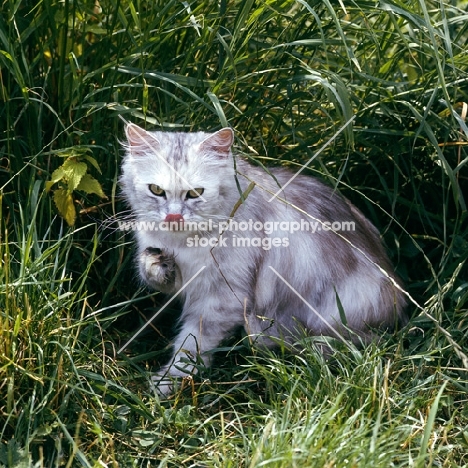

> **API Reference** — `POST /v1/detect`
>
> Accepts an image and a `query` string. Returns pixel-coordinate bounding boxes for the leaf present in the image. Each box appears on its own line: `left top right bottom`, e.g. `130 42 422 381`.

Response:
84 25 108 35
45 167 66 192
61 159 87 192
53 188 76 226
0 439 29 466
50 166 66 183
44 180 55 193
82 155 102 173
229 181 256 218
132 430 163 448
51 145 93 158
76 173 106 198
416 381 448 467
207 91 229 128
334 288 348 327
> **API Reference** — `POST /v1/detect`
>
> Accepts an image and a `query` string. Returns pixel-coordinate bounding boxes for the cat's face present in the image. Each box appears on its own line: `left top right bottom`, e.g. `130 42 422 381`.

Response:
121 124 235 224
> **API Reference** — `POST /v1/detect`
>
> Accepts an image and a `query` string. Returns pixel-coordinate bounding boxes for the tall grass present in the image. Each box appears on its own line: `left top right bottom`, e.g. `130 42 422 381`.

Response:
1 0 467 465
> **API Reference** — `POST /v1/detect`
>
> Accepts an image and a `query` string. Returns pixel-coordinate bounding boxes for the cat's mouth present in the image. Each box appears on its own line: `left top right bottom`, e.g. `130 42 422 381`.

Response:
165 213 184 223
158 213 216 234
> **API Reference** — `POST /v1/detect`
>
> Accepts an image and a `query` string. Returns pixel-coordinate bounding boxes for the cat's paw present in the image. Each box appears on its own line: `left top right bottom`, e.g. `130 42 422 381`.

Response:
139 247 178 292
150 369 194 398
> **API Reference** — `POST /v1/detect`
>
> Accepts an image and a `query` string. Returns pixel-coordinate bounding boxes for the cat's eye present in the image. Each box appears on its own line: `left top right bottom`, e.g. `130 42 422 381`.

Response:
149 184 165 197
186 188 204 199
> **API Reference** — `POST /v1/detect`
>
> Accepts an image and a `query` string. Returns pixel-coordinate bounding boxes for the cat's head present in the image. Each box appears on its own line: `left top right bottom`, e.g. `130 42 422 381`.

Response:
120 124 235 224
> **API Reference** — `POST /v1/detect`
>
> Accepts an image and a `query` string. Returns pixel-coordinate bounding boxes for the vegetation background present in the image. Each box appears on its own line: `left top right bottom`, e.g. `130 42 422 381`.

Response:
1 0 467 465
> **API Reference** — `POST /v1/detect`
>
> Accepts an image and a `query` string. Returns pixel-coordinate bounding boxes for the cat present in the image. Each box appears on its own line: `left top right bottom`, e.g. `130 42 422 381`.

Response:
120 123 407 395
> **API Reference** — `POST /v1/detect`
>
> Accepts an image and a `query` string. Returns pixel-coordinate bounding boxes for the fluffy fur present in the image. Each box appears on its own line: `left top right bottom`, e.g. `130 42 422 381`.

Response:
120 124 407 394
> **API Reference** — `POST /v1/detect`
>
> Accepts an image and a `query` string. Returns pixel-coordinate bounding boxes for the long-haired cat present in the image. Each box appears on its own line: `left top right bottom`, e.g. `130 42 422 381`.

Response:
120 123 407 395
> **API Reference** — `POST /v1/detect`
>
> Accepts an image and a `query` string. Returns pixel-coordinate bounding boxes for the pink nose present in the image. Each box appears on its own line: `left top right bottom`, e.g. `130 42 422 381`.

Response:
165 213 184 223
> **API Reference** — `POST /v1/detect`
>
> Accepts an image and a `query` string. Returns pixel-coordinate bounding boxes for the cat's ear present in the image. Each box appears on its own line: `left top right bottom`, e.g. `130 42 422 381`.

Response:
125 123 160 153
199 128 234 157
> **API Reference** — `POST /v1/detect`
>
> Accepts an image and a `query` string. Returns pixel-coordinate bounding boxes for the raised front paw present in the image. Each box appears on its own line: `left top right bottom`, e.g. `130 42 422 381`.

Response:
139 247 178 292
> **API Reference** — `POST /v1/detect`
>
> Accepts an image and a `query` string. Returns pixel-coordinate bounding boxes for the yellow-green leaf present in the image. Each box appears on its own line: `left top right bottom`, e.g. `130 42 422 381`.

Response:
52 146 92 158
62 159 87 192
45 181 55 193
53 188 76 226
45 166 66 192
83 155 102 174
76 174 106 198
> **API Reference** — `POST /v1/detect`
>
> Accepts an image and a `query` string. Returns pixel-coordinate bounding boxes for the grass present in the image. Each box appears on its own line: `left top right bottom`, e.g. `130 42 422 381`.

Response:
1 0 468 465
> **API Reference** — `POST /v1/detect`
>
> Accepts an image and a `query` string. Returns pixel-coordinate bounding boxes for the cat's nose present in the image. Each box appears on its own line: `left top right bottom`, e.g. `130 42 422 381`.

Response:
165 213 184 223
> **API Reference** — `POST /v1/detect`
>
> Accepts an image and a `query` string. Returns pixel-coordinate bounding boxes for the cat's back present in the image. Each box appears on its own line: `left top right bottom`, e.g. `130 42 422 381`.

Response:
238 160 365 224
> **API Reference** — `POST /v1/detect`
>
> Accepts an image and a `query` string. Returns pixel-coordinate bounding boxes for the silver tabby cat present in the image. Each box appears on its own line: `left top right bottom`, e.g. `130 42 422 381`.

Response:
120 123 406 395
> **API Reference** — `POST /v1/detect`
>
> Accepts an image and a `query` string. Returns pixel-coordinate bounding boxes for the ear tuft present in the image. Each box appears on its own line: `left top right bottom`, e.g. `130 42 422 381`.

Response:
200 128 234 155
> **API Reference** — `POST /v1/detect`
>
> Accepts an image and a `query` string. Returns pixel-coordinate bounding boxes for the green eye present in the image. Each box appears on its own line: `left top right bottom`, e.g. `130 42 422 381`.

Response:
186 188 204 199
149 184 165 197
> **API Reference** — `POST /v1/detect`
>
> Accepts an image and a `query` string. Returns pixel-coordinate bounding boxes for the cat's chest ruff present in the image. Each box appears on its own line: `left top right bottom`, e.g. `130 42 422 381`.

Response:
177 241 211 263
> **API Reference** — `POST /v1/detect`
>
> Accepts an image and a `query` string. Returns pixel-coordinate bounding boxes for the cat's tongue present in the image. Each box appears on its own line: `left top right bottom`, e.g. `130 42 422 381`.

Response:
165 214 184 223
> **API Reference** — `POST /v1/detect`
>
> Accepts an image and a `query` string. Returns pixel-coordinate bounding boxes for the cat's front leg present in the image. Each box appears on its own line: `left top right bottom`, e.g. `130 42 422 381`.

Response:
150 329 202 397
139 247 181 294
151 312 239 396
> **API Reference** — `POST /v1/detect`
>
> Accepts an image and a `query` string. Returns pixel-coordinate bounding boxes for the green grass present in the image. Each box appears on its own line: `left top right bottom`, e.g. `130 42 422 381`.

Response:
1 0 468 465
